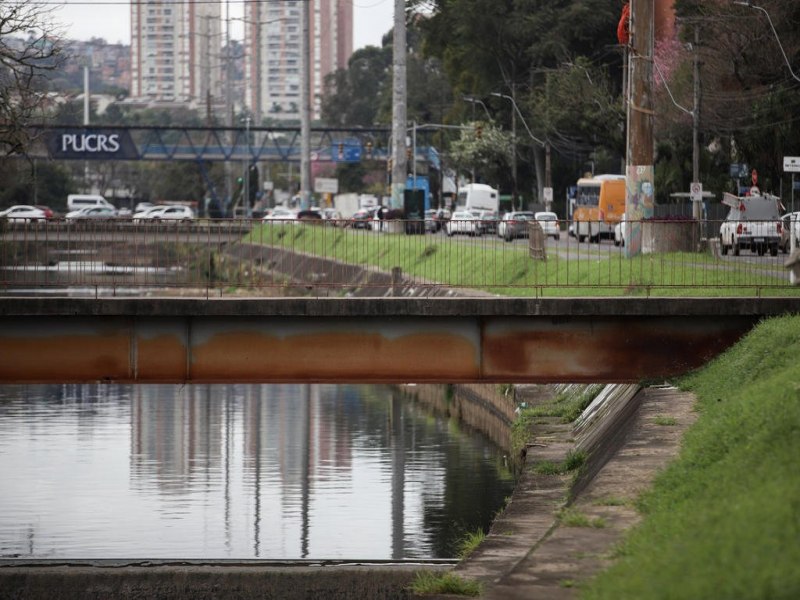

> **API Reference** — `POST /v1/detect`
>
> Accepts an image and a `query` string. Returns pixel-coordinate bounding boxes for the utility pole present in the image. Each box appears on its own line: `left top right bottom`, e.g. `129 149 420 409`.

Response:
624 0 655 258
224 0 232 213
511 85 517 208
692 25 702 220
300 0 312 209
390 0 407 210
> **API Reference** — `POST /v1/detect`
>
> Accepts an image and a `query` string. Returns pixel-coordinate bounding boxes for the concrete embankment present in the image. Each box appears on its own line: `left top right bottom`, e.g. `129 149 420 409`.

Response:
0 561 451 600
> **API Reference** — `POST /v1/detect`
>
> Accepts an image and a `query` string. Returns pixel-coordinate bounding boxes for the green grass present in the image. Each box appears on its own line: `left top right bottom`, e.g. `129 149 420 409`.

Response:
581 315 800 599
519 384 605 424
409 571 482 596
457 529 486 559
653 415 677 426
532 450 588 476
243 224 797 296
559 507 607 528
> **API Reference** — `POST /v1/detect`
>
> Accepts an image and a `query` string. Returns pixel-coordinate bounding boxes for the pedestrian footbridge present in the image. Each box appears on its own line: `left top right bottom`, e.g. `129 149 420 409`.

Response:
0 297 792 384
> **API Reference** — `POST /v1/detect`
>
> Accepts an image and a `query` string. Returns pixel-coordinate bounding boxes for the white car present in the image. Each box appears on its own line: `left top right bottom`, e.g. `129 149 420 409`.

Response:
65 206 118 220
152 205 195 221
0 205 47 222
263 207 298 223
445 211 482 236
534 211 561 240
133 205 167 221
614 213 627 247
134 205 195 221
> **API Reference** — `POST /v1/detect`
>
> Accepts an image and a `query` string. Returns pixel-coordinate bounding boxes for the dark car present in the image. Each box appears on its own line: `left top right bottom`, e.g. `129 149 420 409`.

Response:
350 207 376 229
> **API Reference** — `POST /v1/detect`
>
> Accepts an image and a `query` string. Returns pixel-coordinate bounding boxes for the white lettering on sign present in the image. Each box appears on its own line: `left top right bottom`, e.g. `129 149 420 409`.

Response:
61 133 121 153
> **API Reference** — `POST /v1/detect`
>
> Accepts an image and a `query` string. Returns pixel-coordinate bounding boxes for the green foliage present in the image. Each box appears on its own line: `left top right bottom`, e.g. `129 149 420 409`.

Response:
0 159 74 211
532 450 587 476
582 315 800 599
559 507 606 528
457 529 486 559
653 416 677 427
448 120 514 185
409 571 482 596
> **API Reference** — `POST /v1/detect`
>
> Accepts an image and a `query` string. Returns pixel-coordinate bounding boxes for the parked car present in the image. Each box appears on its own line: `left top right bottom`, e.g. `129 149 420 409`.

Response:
133 205 168 221
263 207 298 223
779 211 800 254
425 208 451 233
445 210 483 237
321 208 343 225
534 211 561 240
35 205 55 219
350 207 376 229
498 211 535 242
65 206 118 220
614 213 627 247
297 209 323 222
157 205 195 221
0 205 47 223
470 209 498 234
719 195 782 256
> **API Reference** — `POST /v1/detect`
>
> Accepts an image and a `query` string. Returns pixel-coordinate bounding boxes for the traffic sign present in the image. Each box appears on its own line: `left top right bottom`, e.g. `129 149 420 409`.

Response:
543 187 553 203
690 182 703 202
784 156 800 173
314 177 338 194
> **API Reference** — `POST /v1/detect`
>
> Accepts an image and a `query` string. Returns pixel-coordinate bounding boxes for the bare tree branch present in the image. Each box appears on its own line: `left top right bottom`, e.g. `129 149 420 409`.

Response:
0 1 64 156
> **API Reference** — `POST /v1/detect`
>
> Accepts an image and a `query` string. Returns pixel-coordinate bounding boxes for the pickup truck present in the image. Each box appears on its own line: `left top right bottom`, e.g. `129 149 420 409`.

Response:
719 194 783 257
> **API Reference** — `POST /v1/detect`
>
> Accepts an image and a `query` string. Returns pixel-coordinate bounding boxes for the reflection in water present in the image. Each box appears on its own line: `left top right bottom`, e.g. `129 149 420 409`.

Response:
0 384 515 560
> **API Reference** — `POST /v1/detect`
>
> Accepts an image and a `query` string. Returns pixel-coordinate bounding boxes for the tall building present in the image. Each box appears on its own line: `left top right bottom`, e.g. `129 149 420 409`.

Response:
244 0 353 123
130 0 222 105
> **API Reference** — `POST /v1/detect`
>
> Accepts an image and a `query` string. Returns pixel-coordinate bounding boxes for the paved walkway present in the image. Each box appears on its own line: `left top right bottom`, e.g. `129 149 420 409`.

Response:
447 385 697 599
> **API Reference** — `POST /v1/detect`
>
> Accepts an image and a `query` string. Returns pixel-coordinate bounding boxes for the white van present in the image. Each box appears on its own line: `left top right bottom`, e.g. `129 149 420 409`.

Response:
455 183 499 213
67 194 114 211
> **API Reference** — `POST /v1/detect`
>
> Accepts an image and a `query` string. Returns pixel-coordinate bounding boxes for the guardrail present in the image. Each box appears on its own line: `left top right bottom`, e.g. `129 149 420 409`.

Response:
0 217 796 297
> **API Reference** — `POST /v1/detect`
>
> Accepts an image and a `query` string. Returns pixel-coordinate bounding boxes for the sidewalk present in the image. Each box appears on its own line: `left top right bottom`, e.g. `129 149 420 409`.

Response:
450 385 697 599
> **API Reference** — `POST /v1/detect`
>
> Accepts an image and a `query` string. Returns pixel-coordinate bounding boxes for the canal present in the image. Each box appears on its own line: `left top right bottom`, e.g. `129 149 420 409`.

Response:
0 383 515 560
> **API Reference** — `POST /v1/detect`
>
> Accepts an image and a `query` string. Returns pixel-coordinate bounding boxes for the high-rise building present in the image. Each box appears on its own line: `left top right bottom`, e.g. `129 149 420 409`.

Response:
244 0 353 123
130 0 222 105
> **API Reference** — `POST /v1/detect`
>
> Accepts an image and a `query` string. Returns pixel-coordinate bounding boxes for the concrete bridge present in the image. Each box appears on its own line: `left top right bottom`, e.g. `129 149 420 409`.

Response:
0 296 794 384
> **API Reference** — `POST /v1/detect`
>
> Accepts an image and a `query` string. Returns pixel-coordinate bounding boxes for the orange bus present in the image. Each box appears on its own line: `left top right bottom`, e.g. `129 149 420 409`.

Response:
573 175 626 243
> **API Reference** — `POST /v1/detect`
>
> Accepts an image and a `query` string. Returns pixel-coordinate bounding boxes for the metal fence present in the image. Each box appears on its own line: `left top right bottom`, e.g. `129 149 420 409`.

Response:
0 217 797 297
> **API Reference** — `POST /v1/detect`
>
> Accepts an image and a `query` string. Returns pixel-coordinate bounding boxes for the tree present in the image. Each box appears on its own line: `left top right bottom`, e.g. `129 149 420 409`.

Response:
448 121 513 185
417 0 624 199
0 1 63 155
670 0 800 194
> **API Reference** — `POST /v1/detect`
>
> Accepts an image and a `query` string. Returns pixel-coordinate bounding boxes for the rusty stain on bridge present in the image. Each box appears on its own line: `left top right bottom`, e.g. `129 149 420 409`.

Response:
1 297 791 384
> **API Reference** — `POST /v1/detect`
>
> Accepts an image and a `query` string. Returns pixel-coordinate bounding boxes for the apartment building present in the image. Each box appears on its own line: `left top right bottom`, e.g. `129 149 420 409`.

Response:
130 0 222 105
244 0 353 122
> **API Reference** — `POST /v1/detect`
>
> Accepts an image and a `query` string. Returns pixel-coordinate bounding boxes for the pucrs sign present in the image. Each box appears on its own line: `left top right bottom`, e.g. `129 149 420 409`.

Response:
46 129 138 160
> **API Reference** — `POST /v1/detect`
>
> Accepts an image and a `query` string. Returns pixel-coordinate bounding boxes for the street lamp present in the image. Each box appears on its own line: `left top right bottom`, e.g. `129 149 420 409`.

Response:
489 92 545 147
733 1 800 83
491 92 550 209
462 95 492 120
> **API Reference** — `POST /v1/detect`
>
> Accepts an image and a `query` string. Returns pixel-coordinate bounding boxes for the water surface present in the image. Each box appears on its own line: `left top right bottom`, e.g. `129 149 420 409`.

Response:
0 383 514 560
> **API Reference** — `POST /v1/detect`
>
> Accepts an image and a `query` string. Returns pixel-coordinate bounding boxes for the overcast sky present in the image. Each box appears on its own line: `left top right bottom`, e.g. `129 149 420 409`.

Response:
51 0 394 50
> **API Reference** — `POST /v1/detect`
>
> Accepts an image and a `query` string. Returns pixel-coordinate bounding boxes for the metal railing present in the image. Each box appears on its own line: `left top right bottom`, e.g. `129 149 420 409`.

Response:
0 217 797 297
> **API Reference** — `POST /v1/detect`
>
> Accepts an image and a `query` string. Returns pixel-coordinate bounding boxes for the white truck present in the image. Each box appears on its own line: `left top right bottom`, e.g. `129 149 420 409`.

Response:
719 193 783 257
455 183 499 213
334 193 378 219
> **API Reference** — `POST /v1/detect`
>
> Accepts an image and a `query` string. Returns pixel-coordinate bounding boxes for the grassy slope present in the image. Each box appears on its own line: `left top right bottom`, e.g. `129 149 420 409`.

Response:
582 315 800 599
245 224 793 296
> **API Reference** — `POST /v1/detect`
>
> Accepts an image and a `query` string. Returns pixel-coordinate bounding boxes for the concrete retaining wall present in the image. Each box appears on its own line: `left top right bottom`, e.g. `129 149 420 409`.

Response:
0 563 448 600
